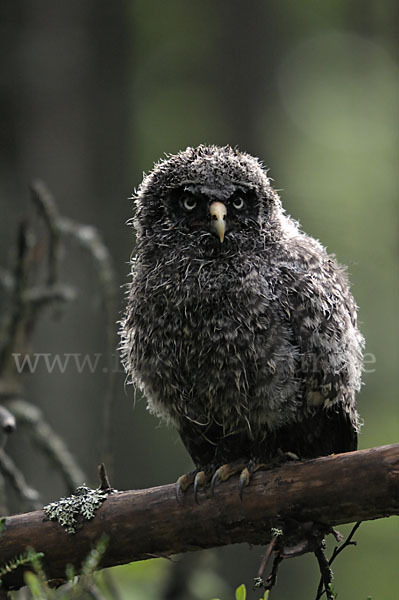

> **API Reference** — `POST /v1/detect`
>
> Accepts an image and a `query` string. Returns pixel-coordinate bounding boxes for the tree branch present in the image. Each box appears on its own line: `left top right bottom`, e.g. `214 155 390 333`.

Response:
1 444 398 590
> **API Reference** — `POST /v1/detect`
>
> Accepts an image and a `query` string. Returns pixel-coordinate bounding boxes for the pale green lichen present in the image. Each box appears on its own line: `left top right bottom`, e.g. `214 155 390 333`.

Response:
43 485 109 534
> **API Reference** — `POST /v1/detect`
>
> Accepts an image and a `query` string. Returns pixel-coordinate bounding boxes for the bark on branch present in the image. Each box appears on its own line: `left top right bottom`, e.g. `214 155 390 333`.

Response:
1 444 398 590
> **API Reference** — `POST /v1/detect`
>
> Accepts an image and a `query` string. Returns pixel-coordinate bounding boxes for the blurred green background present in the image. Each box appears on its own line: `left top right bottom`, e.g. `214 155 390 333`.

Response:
0 1 397 598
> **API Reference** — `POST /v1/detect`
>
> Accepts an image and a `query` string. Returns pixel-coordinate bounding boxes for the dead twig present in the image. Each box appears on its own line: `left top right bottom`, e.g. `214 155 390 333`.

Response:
0 406 16 434
314 521 362 600
0 449 40 510
0 220 32 375
314 544 333 600
58 217 117 471
98 463 112 492
6 399 85 493
30 180 62 288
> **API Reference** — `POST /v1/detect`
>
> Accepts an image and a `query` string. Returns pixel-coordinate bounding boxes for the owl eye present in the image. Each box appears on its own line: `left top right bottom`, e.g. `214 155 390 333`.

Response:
182 196 197 211
232 196 244 210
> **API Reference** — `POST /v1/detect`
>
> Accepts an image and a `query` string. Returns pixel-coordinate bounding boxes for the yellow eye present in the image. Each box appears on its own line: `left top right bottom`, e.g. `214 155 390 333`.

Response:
233 197 244 210
183 196 197 211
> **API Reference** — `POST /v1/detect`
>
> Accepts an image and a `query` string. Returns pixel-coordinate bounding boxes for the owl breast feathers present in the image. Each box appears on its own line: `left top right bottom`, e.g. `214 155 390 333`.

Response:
121 145 364 468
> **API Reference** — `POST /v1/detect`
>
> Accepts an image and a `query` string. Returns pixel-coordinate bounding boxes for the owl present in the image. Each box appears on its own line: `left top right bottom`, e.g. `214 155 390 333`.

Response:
120 145 364 496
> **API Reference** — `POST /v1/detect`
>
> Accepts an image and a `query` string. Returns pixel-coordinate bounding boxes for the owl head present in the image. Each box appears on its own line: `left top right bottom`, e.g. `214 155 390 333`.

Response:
132 145 283 253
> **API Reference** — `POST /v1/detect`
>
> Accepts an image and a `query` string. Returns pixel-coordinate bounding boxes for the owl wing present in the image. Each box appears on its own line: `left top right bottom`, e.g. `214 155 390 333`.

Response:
275 239 363 455
267 401 358 458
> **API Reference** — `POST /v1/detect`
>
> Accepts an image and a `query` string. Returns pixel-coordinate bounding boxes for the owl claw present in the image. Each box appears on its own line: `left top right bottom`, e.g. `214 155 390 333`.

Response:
210 460 270 498
239 467 251 499
175 468 211 502
175 471 196 501
193 470 207 504
210 464 234 495
210 461 248 495
176 458 274 502
210 469 220 495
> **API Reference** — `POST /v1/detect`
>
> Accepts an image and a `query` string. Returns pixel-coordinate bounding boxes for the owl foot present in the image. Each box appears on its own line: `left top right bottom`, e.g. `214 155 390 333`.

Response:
175 468 212 504
175 470 196 500
242 451 299 493
277 449 300 462
193 470 208 504
211 452 300 498
211 459 266 499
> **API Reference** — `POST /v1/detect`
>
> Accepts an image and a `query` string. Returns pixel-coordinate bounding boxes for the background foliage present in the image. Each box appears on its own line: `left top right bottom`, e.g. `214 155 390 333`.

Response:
0 1 397 598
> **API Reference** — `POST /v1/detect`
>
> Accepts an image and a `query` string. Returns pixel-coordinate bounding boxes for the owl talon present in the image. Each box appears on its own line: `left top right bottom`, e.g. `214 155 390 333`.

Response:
210 469 221 495
211 463 234 494
238 461 269 497
239 467 251 499
277 449 299 461
210 460 269 498
285 451 300 462
210 461 248 495
193 470 207 504
274 450 300 467
175 471 196 500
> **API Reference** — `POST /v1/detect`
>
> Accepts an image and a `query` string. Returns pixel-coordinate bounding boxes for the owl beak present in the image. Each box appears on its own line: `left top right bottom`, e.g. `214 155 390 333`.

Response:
209 201 227 243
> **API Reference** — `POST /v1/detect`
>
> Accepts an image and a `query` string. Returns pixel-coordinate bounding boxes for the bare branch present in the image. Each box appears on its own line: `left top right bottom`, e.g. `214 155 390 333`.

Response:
0 406 16 435
0 449 40 510
314 521 362 600
0 444 398 591
29 180 62 287
7 399 85 493
98 464 112 492
57 217 118 470
314 545 333 600
0 220 32 374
